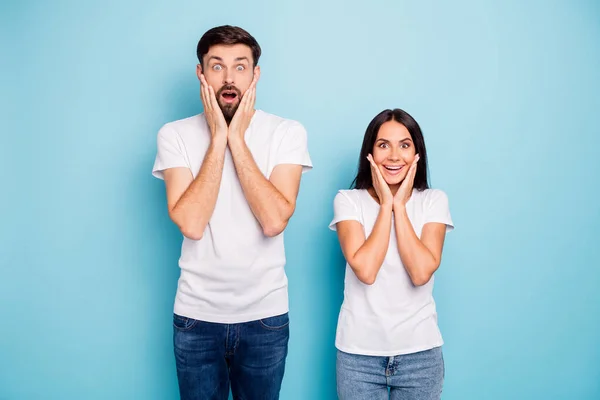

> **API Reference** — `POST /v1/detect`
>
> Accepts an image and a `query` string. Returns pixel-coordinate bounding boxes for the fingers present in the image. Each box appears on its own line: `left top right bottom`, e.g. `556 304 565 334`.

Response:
367 154 377 171
410 154 420 177
367 154 379 174
239 87 250 111
200 74 212 112
207 84 217 103
367 154 378 168
367 154 377 178
248 85 256 112
241 81 256 113
377 163 389 178
404 154 419 178
367 155 382 196
250 72 258 90
200 74 219 112
404 154 419 187
367 154 386 182
199 75 207 109
208 85 221 113
413 153 420 167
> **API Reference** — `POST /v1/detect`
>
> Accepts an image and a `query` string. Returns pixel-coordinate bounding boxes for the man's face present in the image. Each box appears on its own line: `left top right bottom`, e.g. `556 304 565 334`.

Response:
197 44 260 122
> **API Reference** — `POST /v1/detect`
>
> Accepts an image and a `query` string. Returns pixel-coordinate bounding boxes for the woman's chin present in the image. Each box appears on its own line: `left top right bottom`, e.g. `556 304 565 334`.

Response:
384 177 402 186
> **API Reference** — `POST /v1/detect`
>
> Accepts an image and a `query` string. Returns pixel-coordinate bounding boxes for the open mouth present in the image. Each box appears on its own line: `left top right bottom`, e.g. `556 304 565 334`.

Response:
221 90 238 103
217 85 242 104
383 165 404 175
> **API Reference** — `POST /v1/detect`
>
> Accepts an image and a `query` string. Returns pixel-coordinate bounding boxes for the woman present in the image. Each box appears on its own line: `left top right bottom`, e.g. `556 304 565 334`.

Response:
329 108 454 400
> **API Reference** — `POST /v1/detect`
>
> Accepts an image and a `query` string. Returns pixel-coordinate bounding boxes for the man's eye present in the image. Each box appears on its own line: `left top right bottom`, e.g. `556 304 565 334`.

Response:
213 65 223 71
236 65 245 71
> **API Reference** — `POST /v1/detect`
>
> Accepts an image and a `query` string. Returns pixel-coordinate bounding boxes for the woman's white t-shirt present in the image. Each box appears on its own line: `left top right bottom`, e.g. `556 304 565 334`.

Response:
329 188 454 356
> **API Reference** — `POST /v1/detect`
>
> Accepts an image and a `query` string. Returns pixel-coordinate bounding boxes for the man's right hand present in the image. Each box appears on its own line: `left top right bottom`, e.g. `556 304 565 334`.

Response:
200 74 228 142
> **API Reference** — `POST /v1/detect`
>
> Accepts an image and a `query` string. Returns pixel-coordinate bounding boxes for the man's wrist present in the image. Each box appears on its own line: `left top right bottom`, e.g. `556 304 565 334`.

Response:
210 133 228 150
227 132 245 147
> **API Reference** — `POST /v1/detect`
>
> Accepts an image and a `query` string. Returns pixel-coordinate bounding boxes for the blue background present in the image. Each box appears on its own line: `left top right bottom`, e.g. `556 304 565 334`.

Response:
2 0 599 399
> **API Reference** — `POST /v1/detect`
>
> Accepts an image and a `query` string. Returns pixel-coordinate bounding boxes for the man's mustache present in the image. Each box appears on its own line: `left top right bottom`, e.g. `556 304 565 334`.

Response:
216 85 242 100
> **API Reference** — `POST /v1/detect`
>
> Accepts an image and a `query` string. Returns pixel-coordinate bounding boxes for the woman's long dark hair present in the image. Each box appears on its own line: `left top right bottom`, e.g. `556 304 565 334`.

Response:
352 108 429 191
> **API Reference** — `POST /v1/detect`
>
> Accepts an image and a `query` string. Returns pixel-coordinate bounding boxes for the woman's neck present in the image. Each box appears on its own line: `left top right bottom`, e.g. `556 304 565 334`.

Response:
367 184 400 203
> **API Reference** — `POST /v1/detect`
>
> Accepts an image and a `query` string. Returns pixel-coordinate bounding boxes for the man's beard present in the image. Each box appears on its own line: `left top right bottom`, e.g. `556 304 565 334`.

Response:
216 85 242 125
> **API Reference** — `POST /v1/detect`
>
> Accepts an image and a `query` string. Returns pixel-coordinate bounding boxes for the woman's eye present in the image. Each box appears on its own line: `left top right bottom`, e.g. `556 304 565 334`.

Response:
401 143 410 149
379 143 389 148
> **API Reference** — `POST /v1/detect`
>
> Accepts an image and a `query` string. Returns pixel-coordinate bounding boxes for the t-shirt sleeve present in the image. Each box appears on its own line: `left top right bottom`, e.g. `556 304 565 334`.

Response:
424 190 454 232
273 122 312 173
152 125 189 180
329 191 362 231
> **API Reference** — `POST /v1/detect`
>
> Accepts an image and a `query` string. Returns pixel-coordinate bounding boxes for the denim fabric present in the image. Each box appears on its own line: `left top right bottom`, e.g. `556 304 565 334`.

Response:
337 347 444 400
173 313 289 400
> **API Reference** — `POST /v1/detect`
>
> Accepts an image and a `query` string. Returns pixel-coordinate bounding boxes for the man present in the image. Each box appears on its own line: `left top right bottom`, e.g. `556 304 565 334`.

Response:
152 25 312 400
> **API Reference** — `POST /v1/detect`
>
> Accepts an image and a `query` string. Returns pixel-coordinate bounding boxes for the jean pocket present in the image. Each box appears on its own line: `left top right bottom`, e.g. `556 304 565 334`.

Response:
173 313 198 331
259 313 289 330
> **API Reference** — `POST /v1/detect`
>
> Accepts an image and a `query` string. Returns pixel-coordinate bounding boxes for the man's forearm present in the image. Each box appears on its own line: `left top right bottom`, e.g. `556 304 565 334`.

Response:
170 139 227 239
228 137 293 236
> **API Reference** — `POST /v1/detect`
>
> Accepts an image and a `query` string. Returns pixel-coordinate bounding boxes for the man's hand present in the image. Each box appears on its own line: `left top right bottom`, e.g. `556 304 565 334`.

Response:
200 74 228 142
228 76 257 144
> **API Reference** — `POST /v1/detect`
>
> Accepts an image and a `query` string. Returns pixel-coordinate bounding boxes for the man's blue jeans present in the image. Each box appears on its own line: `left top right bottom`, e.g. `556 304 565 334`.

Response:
173 312 289 400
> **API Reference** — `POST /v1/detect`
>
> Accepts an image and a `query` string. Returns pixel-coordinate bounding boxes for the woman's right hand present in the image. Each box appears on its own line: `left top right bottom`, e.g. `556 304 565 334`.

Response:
367 154 393 207
200 74 228 142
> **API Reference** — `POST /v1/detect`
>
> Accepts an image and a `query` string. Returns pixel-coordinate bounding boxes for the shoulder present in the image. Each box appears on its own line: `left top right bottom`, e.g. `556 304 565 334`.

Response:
329 189 366 230
425 188 448 200
256 110 306 135
336 188 362 198
334 189 367 206
413 188 448 203
159 114 207 138
411 189 451 215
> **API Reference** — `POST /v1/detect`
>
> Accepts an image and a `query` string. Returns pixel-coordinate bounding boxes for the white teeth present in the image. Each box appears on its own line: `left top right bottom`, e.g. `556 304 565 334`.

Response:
385 166 401 170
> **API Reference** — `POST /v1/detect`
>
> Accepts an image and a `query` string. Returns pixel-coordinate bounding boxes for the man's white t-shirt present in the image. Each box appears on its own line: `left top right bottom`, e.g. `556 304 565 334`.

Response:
329 188 453 356
152 110 312 324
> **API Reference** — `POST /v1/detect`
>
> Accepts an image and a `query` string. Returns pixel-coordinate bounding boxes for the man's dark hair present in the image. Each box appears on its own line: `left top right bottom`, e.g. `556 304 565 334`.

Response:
196 25 261 67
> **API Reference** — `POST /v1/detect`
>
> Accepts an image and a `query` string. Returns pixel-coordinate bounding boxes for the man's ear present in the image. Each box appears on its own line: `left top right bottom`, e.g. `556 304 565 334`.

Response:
196 64 203 81
253 65 261 83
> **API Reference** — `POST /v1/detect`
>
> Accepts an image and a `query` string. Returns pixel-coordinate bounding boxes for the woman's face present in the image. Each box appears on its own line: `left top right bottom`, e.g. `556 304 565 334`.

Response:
372 120 417 186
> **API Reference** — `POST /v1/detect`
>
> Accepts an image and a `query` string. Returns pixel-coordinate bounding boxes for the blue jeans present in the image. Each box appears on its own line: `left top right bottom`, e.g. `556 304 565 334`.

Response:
173 313 289 400
336 347 444 400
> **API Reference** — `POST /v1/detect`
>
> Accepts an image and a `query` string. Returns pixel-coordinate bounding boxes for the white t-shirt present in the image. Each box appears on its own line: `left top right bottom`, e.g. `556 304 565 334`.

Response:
329 188 454 356
152 110 312 324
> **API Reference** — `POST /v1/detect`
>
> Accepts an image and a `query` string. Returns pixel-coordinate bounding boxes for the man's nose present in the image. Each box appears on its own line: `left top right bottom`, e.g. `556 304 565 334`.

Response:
223 69 234 85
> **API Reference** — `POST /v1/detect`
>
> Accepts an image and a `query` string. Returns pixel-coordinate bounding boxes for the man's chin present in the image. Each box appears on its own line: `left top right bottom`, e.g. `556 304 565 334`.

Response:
219 102 237 113
218 104 237 124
